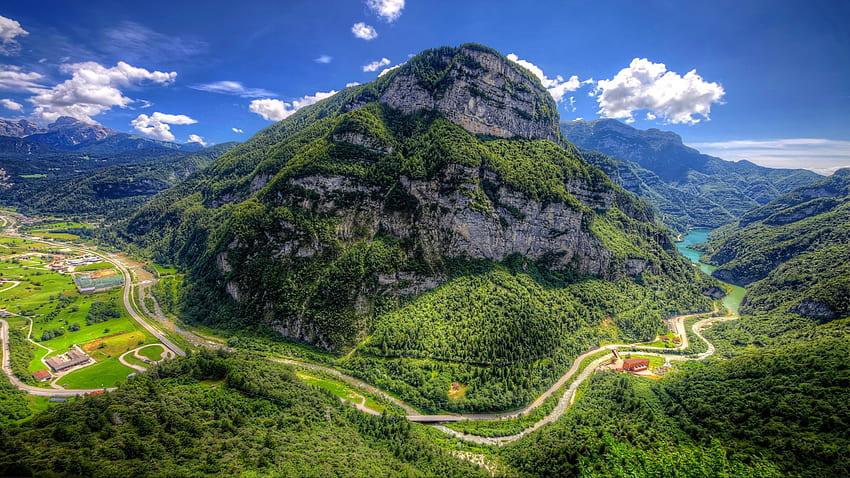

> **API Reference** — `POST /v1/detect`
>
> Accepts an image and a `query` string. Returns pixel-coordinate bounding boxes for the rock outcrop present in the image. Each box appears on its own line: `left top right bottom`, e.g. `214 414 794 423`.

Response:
378 45 560 142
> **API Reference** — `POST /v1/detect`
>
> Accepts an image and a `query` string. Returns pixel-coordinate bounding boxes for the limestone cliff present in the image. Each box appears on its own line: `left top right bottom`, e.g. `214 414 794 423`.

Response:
126 44 700 351
376 45 560 142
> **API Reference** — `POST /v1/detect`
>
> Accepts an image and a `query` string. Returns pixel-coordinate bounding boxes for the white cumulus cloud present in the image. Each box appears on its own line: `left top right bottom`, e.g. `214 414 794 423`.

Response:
0 65 44 92
363 57 391 72
352 22 378 40
314 55 333 64
188 134 207 146
688 138 850 174
131 112 196 142
345 82 361 88
0 98 22 110
30 61 176 123
189 80 276 98
506 54 586 103
232 127 243 133
0 16 28 56
595 58 725 125
249 90 337 121
367 0 405 22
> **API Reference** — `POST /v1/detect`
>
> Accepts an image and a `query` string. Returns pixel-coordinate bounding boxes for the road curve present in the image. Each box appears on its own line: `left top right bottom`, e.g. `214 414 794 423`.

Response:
0 223 185 358
272 307 737 445
0 319 116 396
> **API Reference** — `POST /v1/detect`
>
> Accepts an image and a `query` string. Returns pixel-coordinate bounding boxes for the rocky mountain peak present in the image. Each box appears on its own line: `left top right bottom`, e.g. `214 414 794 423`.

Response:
375 44 561 142
23 116 117 149
45 116 117 139
0 118 44 138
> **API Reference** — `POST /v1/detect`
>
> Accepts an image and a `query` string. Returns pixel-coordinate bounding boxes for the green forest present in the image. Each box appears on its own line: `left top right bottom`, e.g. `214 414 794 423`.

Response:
0 352 484 478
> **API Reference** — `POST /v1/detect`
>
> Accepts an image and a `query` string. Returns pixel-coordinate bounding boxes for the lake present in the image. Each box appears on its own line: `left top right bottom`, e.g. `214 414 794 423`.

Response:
675 229 746 315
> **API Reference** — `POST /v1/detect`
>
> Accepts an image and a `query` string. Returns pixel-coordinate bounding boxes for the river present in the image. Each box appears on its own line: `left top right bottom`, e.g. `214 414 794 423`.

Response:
675 229 746 314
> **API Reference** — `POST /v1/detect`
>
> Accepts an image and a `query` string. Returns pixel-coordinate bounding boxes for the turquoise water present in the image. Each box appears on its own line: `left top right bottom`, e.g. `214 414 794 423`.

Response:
675 229 746 315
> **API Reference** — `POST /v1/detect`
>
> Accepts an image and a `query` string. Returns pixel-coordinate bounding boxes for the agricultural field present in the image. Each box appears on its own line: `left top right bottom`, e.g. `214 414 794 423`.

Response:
0 236 163 390
21 221 93 241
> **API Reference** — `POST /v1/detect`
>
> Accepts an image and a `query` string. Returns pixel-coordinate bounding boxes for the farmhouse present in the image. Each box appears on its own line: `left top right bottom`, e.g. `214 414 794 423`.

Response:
32 369 52 382
623 357 650 372
45 349 91 373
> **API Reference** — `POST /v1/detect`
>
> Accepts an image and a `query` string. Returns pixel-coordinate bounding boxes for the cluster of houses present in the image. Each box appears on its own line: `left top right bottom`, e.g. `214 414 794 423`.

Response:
47 255 102 273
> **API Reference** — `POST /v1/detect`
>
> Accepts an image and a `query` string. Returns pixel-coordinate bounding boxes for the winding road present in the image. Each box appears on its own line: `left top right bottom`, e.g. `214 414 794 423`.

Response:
272 308 737 444
0 213 739 442
0 216 183 397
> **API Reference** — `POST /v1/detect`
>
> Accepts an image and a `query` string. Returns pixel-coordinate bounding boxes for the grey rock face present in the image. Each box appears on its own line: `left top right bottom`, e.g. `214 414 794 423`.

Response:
379 46 560 142
0 118 44 138
788 298 837 320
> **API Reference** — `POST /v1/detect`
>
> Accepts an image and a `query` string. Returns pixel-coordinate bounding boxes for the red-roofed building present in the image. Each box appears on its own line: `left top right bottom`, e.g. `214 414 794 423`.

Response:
88 390 105 396
623 357 650 372
32 369 52 382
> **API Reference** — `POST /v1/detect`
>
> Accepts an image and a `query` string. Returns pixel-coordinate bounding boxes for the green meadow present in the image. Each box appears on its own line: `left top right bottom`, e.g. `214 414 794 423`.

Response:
0 236 163 390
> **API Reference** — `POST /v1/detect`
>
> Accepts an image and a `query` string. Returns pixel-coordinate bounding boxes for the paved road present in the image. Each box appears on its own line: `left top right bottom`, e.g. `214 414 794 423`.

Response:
107 253 185 357
274 306 738 445
0 220 185 358
0 319 116 396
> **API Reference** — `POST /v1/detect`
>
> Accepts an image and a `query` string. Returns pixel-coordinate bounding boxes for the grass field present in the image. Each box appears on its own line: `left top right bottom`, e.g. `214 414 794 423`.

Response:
23 221 91 232
57 359 136 389
624 354 667 368
73 262 114 272
151 264 178 276
36 232 79 241
82 331 146 361
136 344 165 361
121 353 148 369
296 371 388 413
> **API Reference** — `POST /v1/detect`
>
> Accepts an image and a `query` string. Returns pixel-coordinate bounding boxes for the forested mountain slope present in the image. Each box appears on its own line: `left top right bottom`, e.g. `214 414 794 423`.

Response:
561 119 821 230
698 169 850 319
123 44 715 411
0 143 238 220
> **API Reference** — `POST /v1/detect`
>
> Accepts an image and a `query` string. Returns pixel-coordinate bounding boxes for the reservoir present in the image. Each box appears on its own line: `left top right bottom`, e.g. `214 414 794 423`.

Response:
675 229 746 315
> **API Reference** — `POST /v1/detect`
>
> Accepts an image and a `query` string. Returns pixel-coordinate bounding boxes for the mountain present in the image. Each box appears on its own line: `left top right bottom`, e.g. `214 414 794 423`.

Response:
26 142 238 216
697 169 850 318
124 44 714 412
579 148 734 232
23 116 118 149
0 143 238 220
76 133 204 154
561 119 821 230
1 116 203 154
0 118 43 137
0 135 65 156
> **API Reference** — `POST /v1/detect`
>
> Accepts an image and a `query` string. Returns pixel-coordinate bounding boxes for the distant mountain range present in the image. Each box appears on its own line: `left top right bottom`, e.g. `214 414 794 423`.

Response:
0 116 202 154
0 116 233 219
561 119 821 231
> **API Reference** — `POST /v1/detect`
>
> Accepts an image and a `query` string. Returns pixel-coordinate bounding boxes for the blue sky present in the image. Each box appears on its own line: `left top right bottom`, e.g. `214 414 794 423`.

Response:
0 0 848 172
